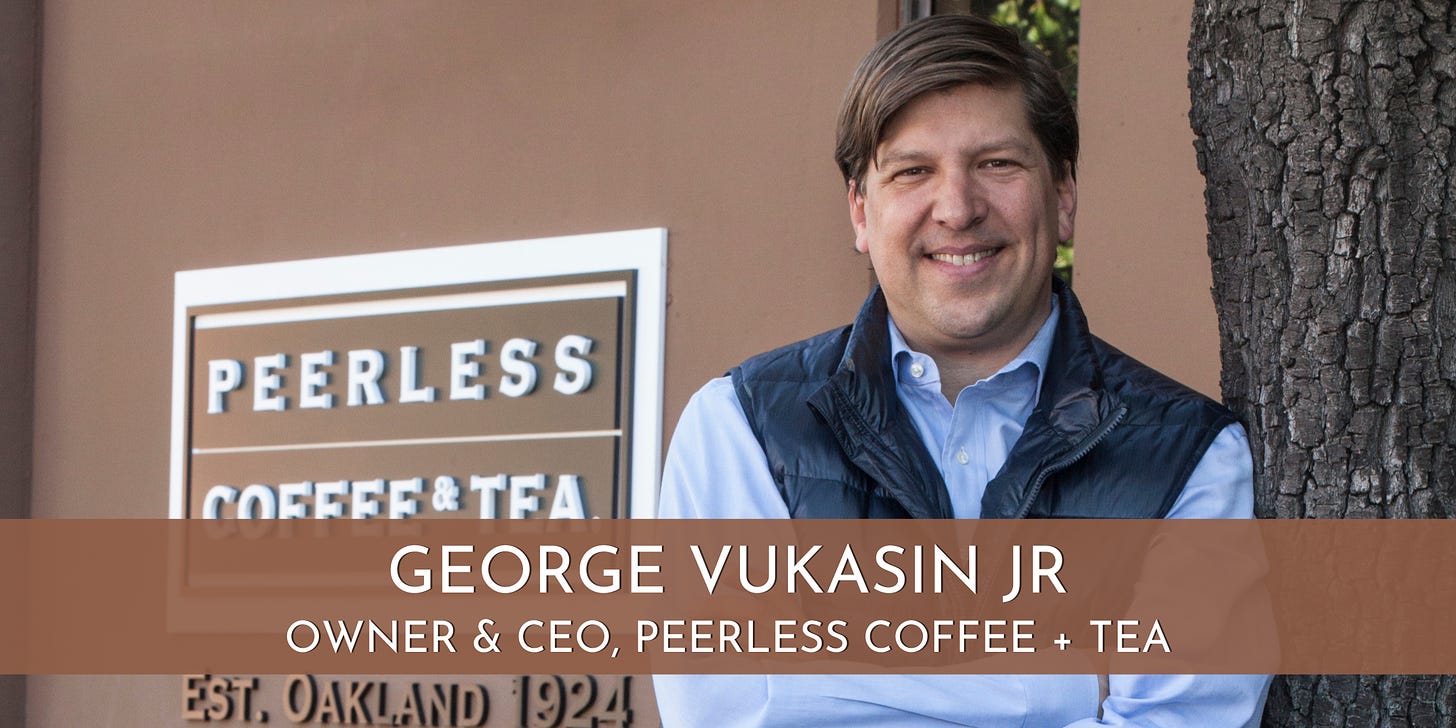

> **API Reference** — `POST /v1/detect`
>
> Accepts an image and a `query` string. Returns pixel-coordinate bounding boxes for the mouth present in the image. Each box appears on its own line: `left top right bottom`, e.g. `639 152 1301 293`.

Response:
927 248 1002 266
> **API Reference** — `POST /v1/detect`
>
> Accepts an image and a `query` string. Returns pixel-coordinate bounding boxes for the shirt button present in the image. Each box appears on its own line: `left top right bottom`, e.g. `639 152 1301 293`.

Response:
910 363 925 378
956 448 969 465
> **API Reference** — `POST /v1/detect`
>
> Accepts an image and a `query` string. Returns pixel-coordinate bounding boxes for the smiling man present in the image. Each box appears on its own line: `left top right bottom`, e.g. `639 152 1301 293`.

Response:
656 13 1270 726
850 79 1072 400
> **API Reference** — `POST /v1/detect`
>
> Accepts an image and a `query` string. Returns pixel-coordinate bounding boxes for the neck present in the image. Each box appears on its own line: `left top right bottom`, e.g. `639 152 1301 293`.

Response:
927 340 1033 401
894 301 1053 402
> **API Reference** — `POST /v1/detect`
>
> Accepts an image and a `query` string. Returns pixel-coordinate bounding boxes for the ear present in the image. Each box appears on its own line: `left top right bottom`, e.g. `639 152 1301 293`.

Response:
848 181 870 254
1055 165 1077 243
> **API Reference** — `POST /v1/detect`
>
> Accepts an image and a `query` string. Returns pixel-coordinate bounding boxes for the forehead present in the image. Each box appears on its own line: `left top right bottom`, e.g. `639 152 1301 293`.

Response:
875 83 1035 156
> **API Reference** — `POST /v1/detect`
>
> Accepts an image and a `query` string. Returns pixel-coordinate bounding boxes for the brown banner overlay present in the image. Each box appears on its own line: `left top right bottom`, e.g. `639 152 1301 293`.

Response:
2 518 1454 674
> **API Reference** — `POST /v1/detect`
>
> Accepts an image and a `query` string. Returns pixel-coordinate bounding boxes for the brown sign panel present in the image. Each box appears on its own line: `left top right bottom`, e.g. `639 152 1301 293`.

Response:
182 275 634 520
176 261 657 521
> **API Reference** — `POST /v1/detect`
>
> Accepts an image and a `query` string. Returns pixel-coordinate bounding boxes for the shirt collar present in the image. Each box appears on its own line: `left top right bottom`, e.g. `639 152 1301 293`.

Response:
889 294 1061 401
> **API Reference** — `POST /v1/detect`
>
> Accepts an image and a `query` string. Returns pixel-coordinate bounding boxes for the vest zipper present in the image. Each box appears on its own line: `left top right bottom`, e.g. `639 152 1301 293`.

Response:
1013 404 1129 519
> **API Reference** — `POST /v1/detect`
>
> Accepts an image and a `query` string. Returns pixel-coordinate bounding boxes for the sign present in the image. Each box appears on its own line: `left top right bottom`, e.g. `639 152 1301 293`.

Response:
179 674 637 727
170 229 666 520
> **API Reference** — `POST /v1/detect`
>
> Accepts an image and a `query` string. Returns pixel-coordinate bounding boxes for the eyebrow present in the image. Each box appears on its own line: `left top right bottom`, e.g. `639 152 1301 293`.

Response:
875 150 930 169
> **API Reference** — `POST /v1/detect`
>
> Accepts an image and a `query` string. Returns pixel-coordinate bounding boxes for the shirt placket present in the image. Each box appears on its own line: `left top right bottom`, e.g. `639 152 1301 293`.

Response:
946 385 990 517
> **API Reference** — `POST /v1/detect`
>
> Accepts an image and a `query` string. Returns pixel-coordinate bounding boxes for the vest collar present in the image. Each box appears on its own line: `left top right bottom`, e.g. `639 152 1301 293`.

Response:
805 288 954 518
979 278 1126 518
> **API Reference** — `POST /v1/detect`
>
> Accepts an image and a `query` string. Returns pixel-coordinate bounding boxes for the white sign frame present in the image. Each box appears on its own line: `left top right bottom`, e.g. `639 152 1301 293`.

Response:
170 228 667 519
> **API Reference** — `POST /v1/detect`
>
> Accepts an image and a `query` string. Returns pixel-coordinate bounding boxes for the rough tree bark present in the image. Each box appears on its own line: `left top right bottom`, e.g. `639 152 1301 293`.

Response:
1189 0 1455 725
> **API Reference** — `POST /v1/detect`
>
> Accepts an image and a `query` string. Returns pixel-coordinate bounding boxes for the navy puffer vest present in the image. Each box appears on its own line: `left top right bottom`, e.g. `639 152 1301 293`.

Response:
729 280 1237 519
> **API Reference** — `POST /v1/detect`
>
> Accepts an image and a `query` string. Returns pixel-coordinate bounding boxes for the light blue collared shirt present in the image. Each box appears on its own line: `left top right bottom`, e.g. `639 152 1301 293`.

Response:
655 301 1271 727
887 297 1060 518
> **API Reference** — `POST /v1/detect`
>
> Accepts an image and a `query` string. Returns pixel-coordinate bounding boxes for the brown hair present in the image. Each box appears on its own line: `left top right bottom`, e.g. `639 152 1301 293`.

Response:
834 14 1078 193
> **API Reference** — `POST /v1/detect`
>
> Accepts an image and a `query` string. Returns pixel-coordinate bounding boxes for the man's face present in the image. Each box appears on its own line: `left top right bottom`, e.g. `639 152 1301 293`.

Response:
850 82 1076 366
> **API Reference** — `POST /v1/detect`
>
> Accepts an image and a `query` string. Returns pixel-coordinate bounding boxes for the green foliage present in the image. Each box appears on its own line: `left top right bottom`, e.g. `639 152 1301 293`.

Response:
1054 242 1073 283
965 0 1080 284
974 0 1081 100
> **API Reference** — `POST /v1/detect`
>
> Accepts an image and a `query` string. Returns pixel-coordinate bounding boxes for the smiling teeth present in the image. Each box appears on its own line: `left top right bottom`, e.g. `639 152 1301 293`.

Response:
930 250 997 266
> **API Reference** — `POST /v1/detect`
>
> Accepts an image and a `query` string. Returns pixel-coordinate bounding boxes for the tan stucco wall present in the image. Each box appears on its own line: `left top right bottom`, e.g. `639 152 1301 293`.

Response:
31 0 880 518
21 1 1224 724
26 0 1225 516
1075 0 1220 398
28 2 883 725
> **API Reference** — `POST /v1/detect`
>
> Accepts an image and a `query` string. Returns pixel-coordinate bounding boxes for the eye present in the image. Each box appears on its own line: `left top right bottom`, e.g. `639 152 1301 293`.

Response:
981 159 1016 169
892 166 930 179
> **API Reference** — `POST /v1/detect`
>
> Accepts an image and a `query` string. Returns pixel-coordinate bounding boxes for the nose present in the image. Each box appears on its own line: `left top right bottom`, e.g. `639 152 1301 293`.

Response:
932 169 988 231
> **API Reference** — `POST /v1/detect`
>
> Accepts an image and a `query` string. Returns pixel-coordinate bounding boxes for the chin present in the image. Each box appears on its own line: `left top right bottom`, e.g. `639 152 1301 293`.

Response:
932 318 996 344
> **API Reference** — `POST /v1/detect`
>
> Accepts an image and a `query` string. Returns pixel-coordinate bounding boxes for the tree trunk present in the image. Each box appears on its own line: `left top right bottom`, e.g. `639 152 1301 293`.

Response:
1189 0 1455 725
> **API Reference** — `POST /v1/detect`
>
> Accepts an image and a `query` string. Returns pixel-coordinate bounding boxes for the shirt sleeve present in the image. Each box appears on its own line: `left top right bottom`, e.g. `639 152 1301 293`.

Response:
655 376 790 520
654 377 784 726
1062 422 1273 728
1163 421 1256 519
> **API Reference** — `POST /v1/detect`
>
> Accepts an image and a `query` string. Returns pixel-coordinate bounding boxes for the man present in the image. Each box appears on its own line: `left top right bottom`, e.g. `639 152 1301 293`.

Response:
655 14 1271 726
